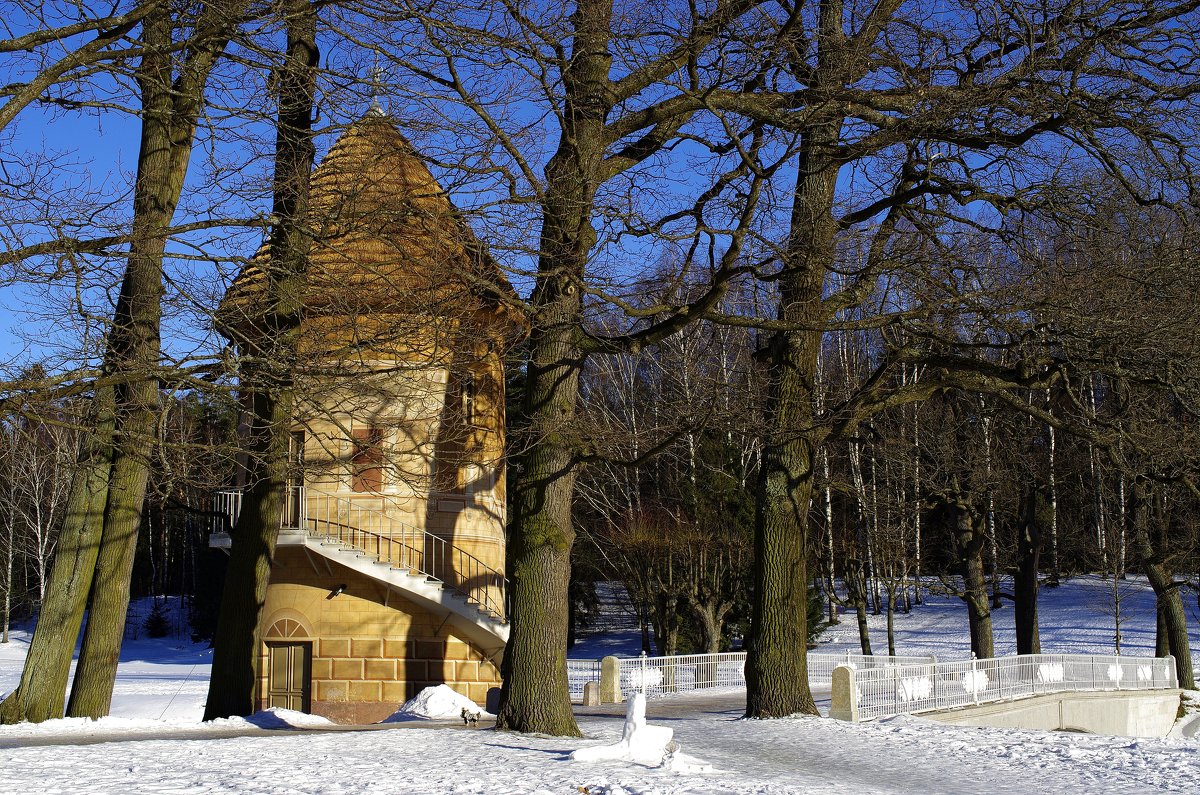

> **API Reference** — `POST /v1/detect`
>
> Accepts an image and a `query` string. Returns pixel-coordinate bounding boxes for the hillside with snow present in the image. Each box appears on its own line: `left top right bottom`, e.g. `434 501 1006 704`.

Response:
571 575 1200 666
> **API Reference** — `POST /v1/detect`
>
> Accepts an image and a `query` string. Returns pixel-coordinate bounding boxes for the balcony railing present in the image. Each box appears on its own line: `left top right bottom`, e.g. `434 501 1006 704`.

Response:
213 485 305 533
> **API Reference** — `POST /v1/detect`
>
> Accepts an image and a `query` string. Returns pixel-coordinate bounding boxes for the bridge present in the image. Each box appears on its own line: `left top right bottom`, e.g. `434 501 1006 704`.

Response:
831 652 1180 737
569 651 1181 738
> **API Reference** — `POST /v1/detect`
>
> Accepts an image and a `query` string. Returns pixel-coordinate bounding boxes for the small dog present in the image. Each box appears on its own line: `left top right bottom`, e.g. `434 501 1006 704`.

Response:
461 707 482 726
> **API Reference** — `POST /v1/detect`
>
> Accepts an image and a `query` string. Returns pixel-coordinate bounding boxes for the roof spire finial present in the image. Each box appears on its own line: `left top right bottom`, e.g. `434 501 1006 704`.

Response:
368 52 385 115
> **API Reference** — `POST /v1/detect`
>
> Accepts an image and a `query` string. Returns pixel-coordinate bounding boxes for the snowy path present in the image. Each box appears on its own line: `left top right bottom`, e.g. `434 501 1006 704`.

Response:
0 704 1196 794
1 685 1194 794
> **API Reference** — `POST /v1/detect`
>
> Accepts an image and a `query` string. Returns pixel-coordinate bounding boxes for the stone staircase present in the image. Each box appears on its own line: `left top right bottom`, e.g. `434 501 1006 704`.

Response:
210 487 509 655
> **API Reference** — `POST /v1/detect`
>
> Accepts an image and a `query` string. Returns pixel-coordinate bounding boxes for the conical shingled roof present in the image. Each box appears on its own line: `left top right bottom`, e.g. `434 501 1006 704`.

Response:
220 111 520 335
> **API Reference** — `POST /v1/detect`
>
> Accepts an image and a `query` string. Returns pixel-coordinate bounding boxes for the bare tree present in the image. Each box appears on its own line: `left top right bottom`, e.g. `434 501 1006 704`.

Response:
204 0 318 721
695 0 1200 718
1 0 250 724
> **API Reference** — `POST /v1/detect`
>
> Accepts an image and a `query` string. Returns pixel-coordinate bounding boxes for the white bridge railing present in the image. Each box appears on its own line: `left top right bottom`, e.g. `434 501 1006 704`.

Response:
616 652 747 698
567 659 603 697
807 650 937 684
840 653 1179 721
569 651 935 701
568 651 1179 710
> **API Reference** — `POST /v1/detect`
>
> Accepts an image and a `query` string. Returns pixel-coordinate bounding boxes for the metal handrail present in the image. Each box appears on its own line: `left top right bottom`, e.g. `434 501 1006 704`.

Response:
568 650 1178 709
581 651 936 700
212 485 305 532
213 485 507 622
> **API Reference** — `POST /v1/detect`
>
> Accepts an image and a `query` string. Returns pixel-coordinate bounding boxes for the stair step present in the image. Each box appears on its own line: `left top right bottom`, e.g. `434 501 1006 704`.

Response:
305 534 506 627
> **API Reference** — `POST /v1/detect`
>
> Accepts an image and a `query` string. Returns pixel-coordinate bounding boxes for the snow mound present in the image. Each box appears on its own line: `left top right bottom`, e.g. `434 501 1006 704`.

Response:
204 707 334 730
663 749 715 774
1170 690 1200 739
246 707 335 729
573 692 712 774
0 708 332 738
1170 713 1200 739
385 684 489 721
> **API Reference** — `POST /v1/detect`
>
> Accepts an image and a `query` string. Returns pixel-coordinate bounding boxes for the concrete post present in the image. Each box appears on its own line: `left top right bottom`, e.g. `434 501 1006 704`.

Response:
830 665 859 722
600 655 623 704
582 681 601 707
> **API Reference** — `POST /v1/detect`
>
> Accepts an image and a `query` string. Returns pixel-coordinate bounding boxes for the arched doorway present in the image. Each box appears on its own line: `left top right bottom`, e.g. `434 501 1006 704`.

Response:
264 614 313 712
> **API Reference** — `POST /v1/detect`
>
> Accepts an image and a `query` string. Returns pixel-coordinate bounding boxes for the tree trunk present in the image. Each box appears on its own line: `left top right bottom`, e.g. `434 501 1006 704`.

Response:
691 599 727 655
886 586 896 656
204 390 297 718
1014 487 1043 655
1131 481 1194 688
912 403 923 605
496 0 613 737
982 415 1003 611
66 408 157 717
1156 607 1170 658
949 496 993 659
1 515 12 644
1046 418 1060 585
66 1 239 717
690 599 727 689
1156 585 1192 686
0 390 114 724
566 594 576 650
843 558 873 654
854 580 873 655
497 262 589 734
652 592 681 657
204 0 316 720
744 110 840 717
821 449 838 624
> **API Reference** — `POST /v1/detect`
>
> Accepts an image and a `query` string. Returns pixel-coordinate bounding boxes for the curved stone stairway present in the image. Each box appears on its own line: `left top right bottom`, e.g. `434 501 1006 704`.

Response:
209 487 509 659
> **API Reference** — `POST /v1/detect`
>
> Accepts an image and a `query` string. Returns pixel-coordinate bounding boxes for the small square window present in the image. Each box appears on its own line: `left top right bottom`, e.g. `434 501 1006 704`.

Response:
351 427 384 492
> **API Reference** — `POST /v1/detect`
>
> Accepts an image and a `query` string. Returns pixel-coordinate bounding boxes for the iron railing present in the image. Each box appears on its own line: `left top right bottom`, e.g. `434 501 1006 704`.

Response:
567 659 603 700
847 653 1179 721
213 485 305 532
617 652 746 698
566 651 936 701
213 486 506 622
807 650 936 683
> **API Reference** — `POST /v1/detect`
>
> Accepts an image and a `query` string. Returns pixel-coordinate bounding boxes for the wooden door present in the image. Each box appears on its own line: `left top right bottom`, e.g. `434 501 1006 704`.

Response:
266 641 312 712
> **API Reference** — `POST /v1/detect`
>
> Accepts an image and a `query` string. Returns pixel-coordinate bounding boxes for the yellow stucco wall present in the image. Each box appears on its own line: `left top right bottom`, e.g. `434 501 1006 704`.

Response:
259 548 501 723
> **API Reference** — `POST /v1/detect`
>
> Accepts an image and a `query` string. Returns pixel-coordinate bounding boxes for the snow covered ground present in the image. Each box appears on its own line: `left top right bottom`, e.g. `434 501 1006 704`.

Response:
812 574 1200 662
0 579 1197 794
